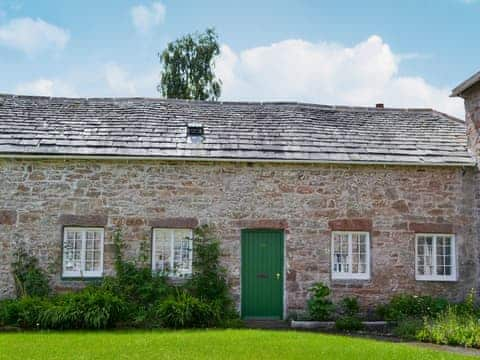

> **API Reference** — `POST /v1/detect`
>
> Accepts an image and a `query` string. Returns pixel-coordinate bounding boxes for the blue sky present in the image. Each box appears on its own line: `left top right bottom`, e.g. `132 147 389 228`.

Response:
0 0 478 117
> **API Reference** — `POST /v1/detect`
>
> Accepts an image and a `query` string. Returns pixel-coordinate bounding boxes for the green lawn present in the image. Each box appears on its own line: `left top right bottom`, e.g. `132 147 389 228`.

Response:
0 329 474 360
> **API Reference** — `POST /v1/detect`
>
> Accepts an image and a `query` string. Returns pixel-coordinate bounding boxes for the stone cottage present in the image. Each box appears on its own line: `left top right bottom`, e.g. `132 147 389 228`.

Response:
1 70 480 319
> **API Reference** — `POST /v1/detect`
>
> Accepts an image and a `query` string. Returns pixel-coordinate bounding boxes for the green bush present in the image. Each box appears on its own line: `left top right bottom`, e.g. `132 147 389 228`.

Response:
0 296 49 328
12 248 50 298
339 297 360 317
187 225 233 313
452 289 479 318
417 307 480 348
156 290 219 328
335 297 363 331
393 318 424 340
377 294 449 322
99 228 175 326
307 283 334 321
101 266 172 307
107 229 173 307
38 288 127 329
1 226 238 330
0 288 127 330
0 299 19 326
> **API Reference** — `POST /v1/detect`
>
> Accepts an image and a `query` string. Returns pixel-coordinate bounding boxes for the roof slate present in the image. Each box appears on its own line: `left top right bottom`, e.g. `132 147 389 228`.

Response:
0 94 475 166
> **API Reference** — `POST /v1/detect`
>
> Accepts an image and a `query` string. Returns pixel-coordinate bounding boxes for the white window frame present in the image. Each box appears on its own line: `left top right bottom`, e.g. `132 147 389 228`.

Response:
415 233 457 282
331 231 370 280
152 228 193 278
62 227 104 278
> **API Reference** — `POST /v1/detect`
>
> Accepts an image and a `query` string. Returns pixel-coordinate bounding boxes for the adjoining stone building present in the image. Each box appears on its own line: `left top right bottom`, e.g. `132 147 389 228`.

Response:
1 71 480 319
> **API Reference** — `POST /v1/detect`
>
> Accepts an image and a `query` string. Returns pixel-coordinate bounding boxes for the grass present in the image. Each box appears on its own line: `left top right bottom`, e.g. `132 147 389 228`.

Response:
0 329 475 360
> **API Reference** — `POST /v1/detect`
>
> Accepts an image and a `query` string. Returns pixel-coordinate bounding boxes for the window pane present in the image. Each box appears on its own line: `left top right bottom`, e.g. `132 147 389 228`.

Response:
436 236 452 277
172 229 193 276
154 230 171 273
333 233 349 273
63 231 82 273
417 236 434 276
85 231 101 272
352 233 367 274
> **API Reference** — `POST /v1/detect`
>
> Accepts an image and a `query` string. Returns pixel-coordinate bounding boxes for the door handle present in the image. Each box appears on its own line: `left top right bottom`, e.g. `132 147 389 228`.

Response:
276 273 281 280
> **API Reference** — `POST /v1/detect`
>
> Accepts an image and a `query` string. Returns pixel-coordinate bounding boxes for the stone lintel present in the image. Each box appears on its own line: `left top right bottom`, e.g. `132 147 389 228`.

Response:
409 222 454 234
58 214 108 227
148 217 199 229
328 218 372 231
232 219 288 229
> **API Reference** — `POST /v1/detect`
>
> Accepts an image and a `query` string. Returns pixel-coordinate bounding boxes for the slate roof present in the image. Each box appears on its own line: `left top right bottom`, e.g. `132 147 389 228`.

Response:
0 94 475 166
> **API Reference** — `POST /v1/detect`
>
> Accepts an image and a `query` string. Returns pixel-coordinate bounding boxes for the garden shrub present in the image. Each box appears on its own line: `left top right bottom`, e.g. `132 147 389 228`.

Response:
339 297 360 317
38 287 128 329
97 228 174 326
11 248 50 298
335 297 364 331
393 318 424 340
452 289 479 318
0 299 16 326
1 288 127 329
417 307 480 348
156 290 219 328
307 282 334 321
101 266 172 308
1 226 238 330
377 294 448 322
187 225 232 311
106 229 173 307
0 296 49 328
379 290 480 343
106 225 237 328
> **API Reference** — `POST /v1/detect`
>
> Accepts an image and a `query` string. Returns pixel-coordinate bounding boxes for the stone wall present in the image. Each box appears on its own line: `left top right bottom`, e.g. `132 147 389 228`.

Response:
462 81 480 294
464 82 480 161
0 159 476 313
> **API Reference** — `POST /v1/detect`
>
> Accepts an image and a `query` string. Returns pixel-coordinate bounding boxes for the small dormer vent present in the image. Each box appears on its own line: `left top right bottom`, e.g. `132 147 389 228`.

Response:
187 123 204 144
187 124 204 137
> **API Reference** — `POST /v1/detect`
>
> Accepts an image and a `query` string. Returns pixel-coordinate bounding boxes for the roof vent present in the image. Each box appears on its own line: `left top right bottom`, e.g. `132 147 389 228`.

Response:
376 103 384 109
187 123 204 144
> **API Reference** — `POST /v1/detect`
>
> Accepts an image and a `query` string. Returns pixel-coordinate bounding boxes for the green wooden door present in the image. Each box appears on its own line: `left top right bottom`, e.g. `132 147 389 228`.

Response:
241 229 284 319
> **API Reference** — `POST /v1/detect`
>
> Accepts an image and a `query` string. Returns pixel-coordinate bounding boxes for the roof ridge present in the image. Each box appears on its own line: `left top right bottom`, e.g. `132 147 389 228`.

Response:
430 109 465 125
0 93 446 114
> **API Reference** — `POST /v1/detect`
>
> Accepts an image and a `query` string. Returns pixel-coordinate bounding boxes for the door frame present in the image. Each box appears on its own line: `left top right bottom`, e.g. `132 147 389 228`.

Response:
240 228 286 320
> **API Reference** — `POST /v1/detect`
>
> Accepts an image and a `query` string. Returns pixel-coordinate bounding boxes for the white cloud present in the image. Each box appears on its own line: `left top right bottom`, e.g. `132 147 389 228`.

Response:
131 2 165 34
103 62 161 97
15 78 77 97
104 63 137 96
0 17 69 55
216 36 464 118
